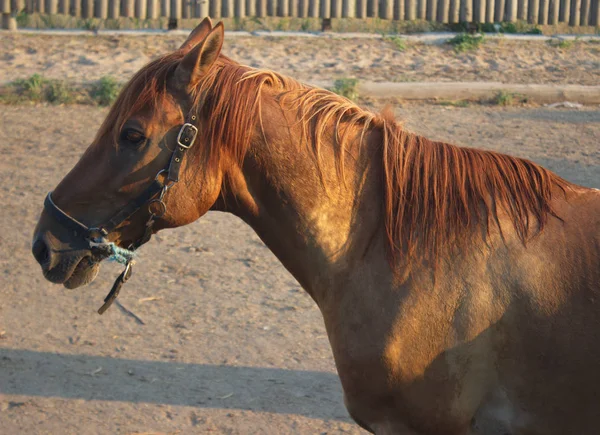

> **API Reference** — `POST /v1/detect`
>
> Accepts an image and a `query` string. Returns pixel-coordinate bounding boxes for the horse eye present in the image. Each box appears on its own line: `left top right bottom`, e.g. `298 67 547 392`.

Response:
120 129 145 146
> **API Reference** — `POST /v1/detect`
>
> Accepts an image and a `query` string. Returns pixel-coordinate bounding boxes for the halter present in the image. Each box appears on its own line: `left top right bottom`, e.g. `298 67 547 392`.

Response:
43 115 199 315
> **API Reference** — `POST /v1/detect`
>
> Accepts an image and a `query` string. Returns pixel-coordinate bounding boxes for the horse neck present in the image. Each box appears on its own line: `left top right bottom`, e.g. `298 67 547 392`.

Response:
215 93 384 302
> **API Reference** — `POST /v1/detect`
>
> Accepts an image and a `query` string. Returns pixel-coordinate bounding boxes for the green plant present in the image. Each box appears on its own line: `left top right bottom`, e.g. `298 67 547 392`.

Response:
438 100 469 107
91 76 120 106
384 35 407 51
14 74 46 100
547 38 574 49
46 81 74 104
15 10 29 27
300 18 312 31
447 33 485 53
330 78 360 101
81 17 100 31
492 91 524 106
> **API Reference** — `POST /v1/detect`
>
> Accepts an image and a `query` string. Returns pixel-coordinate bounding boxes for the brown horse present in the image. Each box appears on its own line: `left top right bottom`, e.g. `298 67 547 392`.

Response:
32 19 600 434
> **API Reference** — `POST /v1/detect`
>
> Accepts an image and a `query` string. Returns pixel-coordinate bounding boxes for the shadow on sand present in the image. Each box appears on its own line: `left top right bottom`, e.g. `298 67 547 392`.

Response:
0 348 351 422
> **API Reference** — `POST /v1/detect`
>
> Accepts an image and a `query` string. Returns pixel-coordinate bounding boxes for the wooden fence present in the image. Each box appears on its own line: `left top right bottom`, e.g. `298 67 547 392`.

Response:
2 0 599 28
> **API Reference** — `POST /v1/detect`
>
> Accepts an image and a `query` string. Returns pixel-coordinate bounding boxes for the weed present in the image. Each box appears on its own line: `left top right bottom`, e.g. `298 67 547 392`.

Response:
492 91 527 106
547 38 574 49
81 18 100 31
438 100 469 107
14 74 46 100
384 35 407 51
46 81 75 104
330 78 360 101
448 33 485 53
91 76 120 106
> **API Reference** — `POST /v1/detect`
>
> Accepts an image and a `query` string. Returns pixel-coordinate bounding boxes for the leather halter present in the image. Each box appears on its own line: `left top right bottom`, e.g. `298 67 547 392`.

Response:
43 115 199 314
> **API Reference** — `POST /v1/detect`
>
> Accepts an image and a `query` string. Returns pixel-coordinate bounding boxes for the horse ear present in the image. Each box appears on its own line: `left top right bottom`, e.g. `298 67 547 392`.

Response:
179 17 213 53
175 22 224 90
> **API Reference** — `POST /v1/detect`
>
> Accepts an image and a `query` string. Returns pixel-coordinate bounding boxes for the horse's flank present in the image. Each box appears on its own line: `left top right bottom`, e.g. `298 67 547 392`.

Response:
102 52 572 268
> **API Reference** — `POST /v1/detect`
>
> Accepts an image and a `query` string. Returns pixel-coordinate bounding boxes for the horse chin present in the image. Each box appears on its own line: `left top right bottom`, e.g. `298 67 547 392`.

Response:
63 258 100 289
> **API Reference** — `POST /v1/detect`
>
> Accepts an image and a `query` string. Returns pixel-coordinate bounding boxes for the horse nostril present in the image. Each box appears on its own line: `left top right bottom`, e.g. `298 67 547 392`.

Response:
32 237 50 268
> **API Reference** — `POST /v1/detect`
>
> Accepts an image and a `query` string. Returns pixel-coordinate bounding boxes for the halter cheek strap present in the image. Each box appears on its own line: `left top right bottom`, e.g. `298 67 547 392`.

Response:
44 115 199 314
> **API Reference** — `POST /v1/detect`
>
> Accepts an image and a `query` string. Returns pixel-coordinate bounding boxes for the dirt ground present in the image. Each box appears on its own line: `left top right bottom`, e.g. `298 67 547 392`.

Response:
0 102 598 435
1 33 600 86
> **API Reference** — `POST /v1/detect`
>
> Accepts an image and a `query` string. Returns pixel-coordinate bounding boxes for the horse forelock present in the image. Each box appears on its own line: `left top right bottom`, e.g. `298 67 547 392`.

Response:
95 51 186 147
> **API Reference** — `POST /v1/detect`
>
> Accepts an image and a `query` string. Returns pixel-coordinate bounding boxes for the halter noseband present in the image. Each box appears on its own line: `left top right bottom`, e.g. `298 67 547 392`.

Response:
43 116 199 315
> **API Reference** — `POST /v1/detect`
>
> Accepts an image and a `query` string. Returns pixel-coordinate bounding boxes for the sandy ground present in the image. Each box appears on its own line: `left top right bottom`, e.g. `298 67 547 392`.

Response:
0 103 598 434
1 33 599 86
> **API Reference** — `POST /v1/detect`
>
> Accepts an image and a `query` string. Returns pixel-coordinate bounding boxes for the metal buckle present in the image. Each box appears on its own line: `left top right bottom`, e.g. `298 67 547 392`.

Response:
177 123 198 149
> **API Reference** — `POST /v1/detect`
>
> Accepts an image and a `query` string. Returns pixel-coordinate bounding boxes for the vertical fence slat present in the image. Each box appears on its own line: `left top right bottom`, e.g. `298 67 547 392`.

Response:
183 0 191 18
82 0 93 17
234 0 244 16
475 0 485 21
416 0 425 17
222 0 232 16
266 0 273 15
36 0 44 13
559 0 568 20
57 0 68 14
494 0 505 20
256 0 265 15
485 0 494 21
95 0 108 17
321 0 330 16
308 0 319 15
538 0 548 22
71 0 80 16
245 0 255 15
461 0 473 20
277 0 288 15
366 0 377 16
210 0 221 16
298 0 308 15
517 0 527 19
437 0 449 21
135 0 146 17
528 0 539 22
342 0 355 16
330 0 340 16
122 0 134 16
380 0 393 17
580 0 590 23
197 0 208 15
394 0 403 19
46 0 57 14
549 0 558 21
289 0 297 15
355 0 366 16
506 0 517 20
593 0 599 24
169 0 180 18
449 0 459 20
146 0 157 17
427 0 437 21
570 0 580 24
160 0 169 17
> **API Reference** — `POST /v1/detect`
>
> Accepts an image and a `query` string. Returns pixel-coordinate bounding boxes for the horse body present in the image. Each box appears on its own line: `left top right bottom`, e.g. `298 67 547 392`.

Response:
31 19 600 434
221 88 600 434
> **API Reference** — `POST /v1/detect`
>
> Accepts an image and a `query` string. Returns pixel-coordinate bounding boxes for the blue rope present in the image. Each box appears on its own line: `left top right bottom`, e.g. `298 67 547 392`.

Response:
106 243 136 265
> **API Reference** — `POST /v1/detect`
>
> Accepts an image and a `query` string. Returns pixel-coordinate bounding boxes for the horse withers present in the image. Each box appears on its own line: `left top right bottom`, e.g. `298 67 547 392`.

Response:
32 18 600 434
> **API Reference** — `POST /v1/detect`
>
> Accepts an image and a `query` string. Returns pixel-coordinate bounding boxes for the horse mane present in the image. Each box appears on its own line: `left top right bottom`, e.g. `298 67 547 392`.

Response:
107 52 571 266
